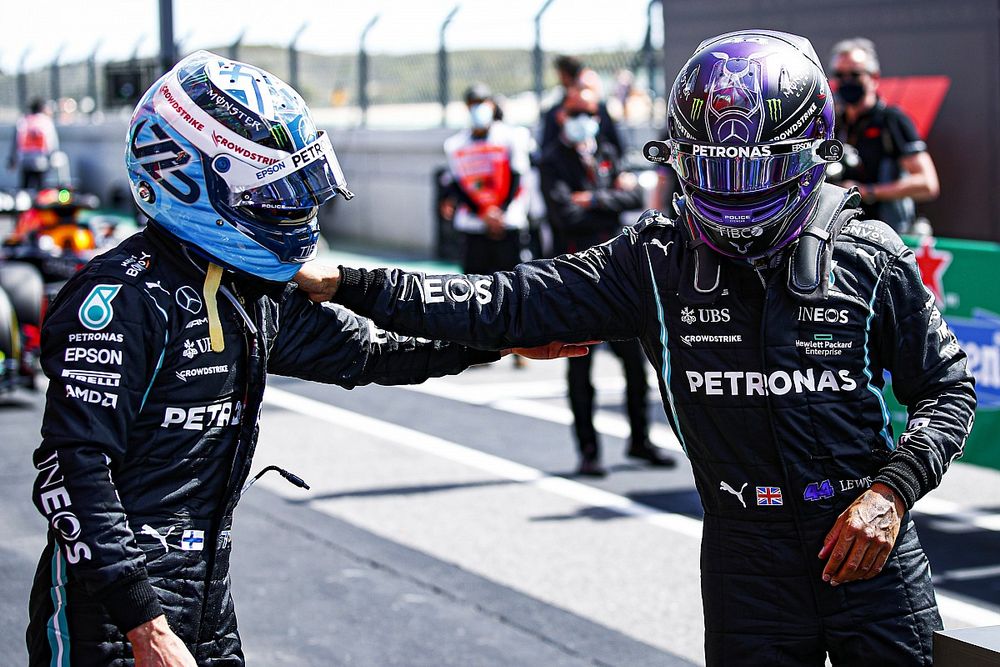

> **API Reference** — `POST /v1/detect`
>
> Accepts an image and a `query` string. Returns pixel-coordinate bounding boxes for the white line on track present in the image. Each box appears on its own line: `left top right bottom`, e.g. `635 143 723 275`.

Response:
264 385 1000 628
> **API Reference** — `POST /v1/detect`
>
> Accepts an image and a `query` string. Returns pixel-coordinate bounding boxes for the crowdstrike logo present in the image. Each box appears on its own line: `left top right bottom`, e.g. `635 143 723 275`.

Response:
211 131 279 165
685 368 858 396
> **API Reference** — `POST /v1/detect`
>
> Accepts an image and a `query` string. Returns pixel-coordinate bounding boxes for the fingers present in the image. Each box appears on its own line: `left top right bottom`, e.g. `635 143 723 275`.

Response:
831 537 871 585
821 527 853 582
818 518 843 559
559 345 590 358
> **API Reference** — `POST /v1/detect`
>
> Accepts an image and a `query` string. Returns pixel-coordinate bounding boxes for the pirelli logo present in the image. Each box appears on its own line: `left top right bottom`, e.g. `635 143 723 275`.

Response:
62 369 122 387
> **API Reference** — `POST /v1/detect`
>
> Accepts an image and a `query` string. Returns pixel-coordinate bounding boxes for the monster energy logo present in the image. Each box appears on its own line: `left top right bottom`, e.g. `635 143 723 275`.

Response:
691 99 704 120
767 98 782 122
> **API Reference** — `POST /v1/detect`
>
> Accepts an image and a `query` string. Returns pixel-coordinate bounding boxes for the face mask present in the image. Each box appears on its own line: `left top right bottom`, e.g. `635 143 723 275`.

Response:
564 115 599 144
836 81 865 105
469 103 493 129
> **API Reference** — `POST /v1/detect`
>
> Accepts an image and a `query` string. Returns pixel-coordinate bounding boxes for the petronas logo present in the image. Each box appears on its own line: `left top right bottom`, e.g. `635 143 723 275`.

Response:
767 98 782 122
691 99 704 120
78 285 122 331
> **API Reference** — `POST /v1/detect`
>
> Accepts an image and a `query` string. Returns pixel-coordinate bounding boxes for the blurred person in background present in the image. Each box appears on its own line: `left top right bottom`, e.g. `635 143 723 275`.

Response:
539 85 673 476
539 55 623 154
7 98 59 190
26 54 582 667
828 37 939 233
442 83 532 276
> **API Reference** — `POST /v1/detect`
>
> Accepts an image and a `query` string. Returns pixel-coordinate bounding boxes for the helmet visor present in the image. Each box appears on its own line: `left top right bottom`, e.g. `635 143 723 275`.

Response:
213 131 353 210
668 138 841 195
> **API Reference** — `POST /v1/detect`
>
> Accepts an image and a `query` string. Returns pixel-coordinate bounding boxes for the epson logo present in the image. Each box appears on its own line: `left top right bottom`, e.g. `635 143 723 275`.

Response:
255 162 286 180
686 368 858 396
404 275 493 305
798 307 849 324
65 347 123 365
691 145 772 158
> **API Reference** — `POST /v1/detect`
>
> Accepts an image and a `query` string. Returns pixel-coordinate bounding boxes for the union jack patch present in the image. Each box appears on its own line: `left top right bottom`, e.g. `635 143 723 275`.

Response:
756 486 783 506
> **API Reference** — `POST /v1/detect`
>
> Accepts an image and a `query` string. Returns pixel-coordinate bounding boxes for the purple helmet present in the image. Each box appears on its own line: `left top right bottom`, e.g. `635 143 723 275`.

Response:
662 30 843 259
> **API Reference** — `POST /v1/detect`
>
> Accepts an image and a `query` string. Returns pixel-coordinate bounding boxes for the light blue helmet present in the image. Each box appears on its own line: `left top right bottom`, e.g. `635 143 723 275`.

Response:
125 50 353 282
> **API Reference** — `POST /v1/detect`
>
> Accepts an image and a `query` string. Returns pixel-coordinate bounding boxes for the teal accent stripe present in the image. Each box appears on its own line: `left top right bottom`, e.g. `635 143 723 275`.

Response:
645 253 688 455
140 331 168 412
46 545 70 666
863 265 895 450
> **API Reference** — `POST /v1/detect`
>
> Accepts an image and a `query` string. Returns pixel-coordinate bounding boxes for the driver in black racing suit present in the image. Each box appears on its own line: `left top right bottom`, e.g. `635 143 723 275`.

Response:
296 31 976 666
27 52 584 666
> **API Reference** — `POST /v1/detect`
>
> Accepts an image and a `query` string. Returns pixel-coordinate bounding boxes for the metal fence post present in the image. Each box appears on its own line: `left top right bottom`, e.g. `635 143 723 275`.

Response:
358 14 379 127
533 0 556 105
230 29 246 62
288 23 306 90
438 5 460 127
50 46 65 106
16 48 31 112
87 41 102 115
645 0 661 99
158 0 176 73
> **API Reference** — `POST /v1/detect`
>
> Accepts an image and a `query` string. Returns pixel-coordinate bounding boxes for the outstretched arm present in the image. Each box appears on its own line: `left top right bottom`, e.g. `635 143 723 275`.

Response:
267 290 591 387
295 229 648 350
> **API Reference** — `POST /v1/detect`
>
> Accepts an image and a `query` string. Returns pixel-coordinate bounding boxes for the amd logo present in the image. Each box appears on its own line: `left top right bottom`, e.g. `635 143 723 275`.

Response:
798 307 849 324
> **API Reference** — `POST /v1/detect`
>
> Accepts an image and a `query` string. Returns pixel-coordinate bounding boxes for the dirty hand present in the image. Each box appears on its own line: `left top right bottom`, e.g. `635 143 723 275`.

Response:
818 482 904 586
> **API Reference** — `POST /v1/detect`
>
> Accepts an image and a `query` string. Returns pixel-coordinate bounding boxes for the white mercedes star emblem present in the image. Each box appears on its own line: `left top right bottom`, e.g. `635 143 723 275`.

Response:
175 286 203 314
718 118 750 144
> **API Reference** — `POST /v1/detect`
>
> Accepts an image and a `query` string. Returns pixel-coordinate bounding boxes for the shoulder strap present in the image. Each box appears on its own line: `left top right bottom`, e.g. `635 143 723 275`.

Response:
787 183 862 302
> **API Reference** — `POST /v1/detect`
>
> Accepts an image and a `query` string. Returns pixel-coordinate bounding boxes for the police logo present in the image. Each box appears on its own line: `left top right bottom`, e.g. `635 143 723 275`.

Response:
175 286 203 314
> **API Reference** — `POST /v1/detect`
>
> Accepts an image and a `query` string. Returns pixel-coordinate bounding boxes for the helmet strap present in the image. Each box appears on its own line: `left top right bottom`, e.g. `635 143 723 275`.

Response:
674 195 726 306
204 263 226 353
786 184 862 302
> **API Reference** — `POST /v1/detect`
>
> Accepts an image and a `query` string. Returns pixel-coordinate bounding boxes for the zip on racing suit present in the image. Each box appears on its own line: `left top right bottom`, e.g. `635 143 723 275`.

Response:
27 224 500 666
328 186 976 665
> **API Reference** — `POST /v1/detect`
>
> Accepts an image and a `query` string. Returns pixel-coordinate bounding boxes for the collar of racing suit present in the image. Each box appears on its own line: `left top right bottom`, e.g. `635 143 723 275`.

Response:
674 184 863 306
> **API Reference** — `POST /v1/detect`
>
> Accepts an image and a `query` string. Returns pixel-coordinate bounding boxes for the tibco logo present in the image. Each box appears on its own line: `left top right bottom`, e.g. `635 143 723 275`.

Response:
686 368 857 396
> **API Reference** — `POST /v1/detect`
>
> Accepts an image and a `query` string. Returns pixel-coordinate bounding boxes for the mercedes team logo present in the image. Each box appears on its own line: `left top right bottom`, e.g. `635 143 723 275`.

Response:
717 118 751 144
175 286 203 315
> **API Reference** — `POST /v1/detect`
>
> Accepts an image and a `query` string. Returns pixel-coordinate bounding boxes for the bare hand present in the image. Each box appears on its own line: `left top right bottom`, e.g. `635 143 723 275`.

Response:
570 191 593 208
503 340 599 360
818 482 903 586
294 263 341 302
482 206 506 239
439 198 456 221
128 615 196 667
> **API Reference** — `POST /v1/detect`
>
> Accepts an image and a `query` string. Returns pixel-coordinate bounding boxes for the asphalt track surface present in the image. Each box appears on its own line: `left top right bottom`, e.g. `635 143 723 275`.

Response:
2 251 1000 664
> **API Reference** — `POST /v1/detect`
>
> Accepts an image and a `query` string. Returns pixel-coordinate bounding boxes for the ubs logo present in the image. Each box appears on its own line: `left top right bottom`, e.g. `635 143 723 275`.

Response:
681 307 731 325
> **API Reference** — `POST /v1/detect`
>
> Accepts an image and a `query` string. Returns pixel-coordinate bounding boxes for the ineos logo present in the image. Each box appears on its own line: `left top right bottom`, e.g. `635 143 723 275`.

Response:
797 306 848 324
175 286 203 314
